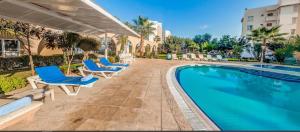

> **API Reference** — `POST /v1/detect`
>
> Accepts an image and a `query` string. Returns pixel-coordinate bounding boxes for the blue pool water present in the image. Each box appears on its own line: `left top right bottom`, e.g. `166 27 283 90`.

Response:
176 65 300 130
253 64 300 73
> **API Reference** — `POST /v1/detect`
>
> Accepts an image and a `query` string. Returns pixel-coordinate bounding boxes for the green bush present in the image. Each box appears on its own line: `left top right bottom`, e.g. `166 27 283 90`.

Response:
0 76 27 93
227 58 240 61
59 63 83 73
0 54 84 71
275 45 295 63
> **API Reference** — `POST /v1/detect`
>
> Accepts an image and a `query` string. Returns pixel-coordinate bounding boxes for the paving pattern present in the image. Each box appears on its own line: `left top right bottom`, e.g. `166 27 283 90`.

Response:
5 59 194 131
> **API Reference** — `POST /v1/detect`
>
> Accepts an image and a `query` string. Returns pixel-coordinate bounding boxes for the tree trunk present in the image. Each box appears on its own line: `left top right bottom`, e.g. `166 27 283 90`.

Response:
26 36 35 76
260 39 267 63
139 36 144 57
66 48 74 75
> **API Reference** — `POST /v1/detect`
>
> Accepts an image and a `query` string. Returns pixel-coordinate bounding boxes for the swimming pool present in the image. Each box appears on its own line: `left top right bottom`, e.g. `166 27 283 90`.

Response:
253 64 300 73
176 65 300 130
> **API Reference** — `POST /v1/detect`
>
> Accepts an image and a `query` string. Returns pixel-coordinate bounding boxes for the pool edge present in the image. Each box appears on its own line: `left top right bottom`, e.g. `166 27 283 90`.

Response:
166 64 220 131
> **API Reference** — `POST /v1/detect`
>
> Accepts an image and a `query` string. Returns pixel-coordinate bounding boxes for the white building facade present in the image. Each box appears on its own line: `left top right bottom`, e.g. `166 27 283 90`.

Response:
242 0 300 37
148 20 163 42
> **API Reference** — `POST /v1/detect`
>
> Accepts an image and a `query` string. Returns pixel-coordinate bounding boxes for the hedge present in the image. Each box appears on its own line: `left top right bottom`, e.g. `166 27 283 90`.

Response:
0 54 84 72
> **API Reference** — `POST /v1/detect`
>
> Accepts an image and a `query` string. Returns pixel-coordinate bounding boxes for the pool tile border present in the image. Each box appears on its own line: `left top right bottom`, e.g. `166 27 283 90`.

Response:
166 64 219 131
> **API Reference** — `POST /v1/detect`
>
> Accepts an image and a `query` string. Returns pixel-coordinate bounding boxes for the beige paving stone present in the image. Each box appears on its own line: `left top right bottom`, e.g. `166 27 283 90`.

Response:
4 59 194 131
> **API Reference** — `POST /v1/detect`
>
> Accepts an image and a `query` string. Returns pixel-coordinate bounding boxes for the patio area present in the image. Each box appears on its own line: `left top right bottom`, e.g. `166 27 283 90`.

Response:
4 59 195 131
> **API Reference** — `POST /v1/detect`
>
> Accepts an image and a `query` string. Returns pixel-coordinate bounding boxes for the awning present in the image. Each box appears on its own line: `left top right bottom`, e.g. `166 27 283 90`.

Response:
0 0 139 37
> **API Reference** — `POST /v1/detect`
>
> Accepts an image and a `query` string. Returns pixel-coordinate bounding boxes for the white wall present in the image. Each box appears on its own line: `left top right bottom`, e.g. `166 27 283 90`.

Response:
279 5 298 35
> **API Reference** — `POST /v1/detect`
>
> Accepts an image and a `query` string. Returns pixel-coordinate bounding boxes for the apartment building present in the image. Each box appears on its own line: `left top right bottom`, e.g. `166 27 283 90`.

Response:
148 20 163 42
242 0 300 37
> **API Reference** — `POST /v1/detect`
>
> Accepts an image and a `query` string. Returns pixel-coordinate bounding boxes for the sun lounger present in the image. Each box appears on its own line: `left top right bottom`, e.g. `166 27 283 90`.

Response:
190 53 200 61
81 60 122 79
198 54 204 61
0 96 42 129
172 54 178 60
216 55 226 61
206 55 217 61
28 66 98 96
99 57 128 70
182 54 190 61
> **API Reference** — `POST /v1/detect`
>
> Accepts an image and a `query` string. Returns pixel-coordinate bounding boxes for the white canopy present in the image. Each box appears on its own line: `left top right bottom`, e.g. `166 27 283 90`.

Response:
0 0 139 37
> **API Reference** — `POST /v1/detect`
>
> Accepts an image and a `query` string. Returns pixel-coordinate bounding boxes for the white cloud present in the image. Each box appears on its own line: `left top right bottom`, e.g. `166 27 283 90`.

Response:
199 25 209 30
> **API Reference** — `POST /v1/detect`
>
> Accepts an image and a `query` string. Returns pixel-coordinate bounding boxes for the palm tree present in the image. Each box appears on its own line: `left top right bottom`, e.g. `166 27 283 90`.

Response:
248 26 286 63
116 35 128 54
132 16 155 56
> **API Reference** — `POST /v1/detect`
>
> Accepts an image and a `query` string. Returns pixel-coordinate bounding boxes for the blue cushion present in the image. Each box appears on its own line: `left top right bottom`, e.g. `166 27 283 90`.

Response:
0 97 32 116
84 60 101 71
35 66 66 83
84 59 122 72
81 74 94 82
100 58 112 66
100 58 129 67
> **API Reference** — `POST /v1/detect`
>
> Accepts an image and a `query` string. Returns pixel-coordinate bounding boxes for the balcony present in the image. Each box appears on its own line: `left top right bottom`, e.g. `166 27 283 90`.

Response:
266 16 278 21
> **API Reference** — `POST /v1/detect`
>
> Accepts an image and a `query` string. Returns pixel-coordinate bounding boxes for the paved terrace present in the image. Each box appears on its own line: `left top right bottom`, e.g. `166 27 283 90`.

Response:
5 59 196 131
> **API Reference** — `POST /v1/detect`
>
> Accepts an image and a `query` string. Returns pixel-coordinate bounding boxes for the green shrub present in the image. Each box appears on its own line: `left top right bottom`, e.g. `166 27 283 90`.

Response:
0 76 27 93
59 63 83 73
275 45 295 63
227 58 239 61
108 56 116 63
0 54 84 71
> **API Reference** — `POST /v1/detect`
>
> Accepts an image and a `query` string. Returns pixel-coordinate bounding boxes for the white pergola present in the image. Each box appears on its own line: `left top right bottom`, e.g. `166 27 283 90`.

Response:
0 0 139 37
0 0 140 58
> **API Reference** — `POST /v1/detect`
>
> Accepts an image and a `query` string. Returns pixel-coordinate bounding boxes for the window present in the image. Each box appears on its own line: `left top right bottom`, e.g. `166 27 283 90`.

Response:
292 17 297 24
267 13 274 16
3 40 19 57
294 5 298 12
261 14 264 17
267 23 273 27
291 29 296 35
260 24 264 26
247 25 253 31
247 16 254 22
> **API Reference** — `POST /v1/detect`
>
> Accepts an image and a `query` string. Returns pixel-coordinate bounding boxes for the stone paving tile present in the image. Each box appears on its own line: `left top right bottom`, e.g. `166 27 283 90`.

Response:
4 59 194 130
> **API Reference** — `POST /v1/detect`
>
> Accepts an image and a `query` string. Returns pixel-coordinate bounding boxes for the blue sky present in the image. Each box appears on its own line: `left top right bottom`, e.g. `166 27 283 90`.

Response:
95 0 277 39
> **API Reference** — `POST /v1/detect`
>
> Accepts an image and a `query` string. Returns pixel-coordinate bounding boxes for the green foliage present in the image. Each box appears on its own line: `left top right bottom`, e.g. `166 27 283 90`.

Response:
274 44 295 63
0 54 83 71
59 63 82 74
202 41 215 52
232 45 243 58
0 76 27 93
248 26 287 62
253 43 262 61
193 33 212 44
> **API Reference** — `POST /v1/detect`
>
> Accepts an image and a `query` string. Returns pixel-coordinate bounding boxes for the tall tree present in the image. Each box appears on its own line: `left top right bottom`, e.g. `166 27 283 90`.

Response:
0 18 45 75
248 26 286 63
43 31 81 75
132 16 155 56
77 37 100 60
116 35 128 54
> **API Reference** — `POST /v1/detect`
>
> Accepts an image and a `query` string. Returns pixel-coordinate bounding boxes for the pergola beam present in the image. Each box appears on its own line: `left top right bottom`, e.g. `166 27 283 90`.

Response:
4 0 105 33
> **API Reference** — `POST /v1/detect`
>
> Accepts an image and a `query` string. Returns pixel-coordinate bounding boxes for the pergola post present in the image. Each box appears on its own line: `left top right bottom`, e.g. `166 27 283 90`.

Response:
104 33 108 59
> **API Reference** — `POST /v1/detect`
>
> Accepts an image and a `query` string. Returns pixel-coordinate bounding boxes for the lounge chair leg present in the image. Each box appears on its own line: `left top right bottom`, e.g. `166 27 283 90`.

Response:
27 77 38 89
101 72 112 79
60 85 81 96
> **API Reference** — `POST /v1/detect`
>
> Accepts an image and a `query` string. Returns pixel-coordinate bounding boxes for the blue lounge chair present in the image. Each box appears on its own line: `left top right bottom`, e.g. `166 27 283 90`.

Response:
99 57 129 69
81 60 122 79
0 96 43 129
28 66 98 96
